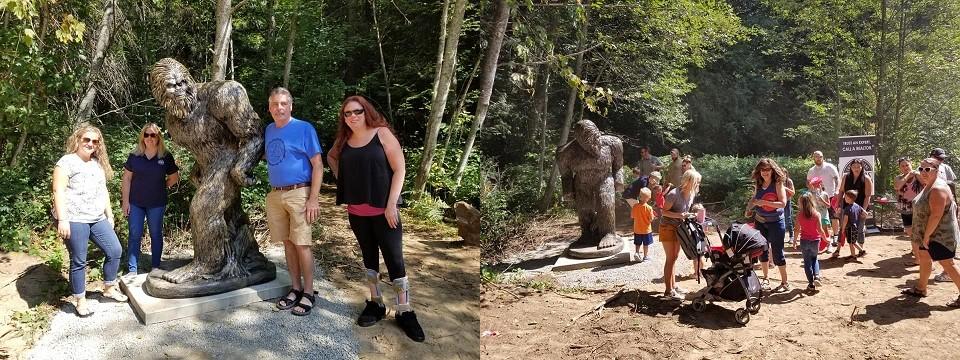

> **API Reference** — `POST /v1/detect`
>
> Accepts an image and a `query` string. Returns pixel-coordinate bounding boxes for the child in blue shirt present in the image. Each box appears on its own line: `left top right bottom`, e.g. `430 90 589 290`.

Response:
839 190 866 260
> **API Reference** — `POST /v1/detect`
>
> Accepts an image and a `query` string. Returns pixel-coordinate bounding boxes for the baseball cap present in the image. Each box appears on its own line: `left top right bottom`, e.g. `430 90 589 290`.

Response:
930 148 948 160
809 176 823 186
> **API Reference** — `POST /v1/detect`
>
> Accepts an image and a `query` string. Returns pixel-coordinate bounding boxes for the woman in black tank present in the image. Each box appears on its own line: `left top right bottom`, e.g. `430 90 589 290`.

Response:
835 158 873 258
326 96 424 342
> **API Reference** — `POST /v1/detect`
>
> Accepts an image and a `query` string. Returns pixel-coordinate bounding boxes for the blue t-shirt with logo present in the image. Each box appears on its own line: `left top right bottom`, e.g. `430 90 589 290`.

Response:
124 152 179 208
265 118 323 187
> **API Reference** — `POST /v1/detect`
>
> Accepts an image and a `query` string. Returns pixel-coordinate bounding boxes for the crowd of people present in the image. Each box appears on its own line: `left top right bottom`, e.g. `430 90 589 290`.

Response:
626 147 960 306
50 90 425 342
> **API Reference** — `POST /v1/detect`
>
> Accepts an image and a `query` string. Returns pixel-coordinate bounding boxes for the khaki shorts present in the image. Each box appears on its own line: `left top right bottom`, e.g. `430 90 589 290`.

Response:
659 223 679 242
266 187 313 246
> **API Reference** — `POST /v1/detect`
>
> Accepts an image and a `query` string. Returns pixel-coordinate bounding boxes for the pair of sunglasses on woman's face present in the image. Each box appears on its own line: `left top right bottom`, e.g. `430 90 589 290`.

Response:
143 133 159 138
918 166 938 173
82 137 100 145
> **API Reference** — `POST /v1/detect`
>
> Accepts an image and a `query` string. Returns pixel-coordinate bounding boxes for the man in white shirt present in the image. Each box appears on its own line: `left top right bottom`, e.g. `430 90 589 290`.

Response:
807 151 841 242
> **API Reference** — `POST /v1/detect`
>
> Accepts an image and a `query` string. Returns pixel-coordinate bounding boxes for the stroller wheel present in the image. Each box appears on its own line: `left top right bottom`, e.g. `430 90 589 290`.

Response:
747 299 761 314
692 298 706 312
735 308 750 325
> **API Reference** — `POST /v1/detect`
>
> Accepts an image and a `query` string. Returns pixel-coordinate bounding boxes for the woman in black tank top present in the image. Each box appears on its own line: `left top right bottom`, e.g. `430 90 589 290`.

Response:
326 96 425 342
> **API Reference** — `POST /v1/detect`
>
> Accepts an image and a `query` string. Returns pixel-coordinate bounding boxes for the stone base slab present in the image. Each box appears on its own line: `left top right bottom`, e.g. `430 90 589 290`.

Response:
552 237 633 271
119 266 292 325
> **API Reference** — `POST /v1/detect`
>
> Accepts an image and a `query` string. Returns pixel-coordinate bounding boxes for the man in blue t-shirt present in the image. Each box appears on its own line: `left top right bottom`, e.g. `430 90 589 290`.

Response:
264 87 325 316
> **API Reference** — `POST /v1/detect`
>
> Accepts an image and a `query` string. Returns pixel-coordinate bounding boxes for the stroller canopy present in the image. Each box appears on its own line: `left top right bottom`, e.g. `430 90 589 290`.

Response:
723 223 767 258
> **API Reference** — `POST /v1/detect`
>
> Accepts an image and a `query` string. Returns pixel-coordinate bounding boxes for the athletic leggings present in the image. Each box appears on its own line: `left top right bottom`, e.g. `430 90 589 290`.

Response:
348 214 406 280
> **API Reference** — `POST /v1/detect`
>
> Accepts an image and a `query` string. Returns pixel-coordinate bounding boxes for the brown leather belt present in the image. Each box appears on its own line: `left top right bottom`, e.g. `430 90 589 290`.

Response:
272 182 309 191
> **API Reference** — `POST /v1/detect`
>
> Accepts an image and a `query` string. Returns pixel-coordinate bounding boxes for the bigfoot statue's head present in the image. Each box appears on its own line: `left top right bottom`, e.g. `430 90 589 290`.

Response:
573 120 602 157
150 58 198 119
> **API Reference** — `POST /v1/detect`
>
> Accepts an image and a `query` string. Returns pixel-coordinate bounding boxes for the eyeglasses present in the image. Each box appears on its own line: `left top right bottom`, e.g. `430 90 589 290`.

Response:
81 137 100 145
760 168 772 172
343 109 365 117
919 166 938 173
143 133 158 138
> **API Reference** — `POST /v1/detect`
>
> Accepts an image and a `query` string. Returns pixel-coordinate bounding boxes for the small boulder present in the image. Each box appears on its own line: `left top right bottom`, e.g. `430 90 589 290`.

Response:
454 201 481 246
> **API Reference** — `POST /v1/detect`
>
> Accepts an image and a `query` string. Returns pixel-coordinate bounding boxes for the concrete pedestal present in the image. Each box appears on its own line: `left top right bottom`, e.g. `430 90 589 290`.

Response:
119 266 292 325
552 237 633 272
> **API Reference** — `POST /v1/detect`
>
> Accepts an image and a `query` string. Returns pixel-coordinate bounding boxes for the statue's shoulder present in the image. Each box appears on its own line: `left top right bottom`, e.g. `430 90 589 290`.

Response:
600 134 623 148
199 80 249 99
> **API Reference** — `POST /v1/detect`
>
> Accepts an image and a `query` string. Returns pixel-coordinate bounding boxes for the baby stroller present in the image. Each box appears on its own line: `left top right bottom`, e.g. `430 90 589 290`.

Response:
690 221 768 325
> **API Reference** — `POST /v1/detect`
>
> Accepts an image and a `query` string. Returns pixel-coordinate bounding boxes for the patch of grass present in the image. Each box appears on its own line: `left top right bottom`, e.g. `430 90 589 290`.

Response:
400 208 458 239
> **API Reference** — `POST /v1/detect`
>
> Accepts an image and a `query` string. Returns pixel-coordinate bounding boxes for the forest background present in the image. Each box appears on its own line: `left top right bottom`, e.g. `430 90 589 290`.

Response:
3 0 960 268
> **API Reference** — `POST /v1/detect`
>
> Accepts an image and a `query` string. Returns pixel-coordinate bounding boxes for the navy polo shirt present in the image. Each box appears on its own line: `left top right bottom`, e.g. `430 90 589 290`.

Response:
124 152 179 208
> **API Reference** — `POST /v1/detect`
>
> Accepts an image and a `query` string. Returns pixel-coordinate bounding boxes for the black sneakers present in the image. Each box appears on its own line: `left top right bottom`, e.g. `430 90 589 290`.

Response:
396 311 426 342
357 300 386 327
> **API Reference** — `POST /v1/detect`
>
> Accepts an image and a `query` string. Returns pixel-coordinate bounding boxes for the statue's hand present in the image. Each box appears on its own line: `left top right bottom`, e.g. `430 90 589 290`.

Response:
231 165 255 187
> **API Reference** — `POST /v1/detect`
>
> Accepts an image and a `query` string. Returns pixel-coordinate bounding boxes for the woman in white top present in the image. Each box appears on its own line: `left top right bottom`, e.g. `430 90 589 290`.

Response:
52 124 127 317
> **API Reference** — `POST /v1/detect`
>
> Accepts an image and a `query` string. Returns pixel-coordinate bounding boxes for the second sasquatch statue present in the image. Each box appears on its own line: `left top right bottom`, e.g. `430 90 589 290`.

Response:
557 120 625 259
145 58 274 298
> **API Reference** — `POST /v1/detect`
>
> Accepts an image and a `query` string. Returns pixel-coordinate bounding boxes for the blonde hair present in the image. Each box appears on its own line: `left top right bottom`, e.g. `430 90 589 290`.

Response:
639 187 652 200
132 123 167 158
648 171 661 182
64 123 113 179
680 169 702 194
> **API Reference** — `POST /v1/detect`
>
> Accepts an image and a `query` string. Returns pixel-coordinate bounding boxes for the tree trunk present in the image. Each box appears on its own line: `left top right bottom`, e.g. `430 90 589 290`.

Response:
874 0 889 187
370 0 393 120
442 55 483 161
263 0 277 92
73 0 116 123
211 0 233 81
539 14 587 210
535 66 550 189
412 0 468 195
430 0 451 102
282 13 298 88
9 95 31 167
453 0 511 186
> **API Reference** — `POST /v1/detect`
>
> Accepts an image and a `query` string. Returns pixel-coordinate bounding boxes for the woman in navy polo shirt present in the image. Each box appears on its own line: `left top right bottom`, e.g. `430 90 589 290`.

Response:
121 123 180 274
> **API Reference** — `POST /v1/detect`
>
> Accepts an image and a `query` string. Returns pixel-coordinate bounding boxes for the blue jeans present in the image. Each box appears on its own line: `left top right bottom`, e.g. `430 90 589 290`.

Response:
757 219 786 266
784 200 794 238
127 204 166 273
67 219 122 296
800 240 820 285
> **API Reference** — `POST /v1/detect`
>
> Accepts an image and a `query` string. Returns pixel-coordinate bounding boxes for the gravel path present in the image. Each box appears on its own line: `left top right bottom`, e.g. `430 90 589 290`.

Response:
26 246 359 360
553 235 698 289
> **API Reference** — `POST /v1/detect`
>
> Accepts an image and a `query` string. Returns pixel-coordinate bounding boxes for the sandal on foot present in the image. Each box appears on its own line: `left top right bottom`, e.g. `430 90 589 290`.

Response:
75 301 94 318
900 287 927 298
858 250 867 257
949 296 960 308
276 289 302 310
102 287 128 302
773 283 791 293
291 290 318 316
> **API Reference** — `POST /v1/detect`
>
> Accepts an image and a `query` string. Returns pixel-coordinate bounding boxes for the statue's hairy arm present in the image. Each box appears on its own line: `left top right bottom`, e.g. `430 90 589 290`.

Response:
212 81 264 187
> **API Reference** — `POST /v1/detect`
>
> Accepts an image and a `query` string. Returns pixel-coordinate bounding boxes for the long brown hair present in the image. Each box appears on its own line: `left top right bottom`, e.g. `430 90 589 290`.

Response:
64 123 114 179
799 192 816 219
328 95 392 162
751 158 784 188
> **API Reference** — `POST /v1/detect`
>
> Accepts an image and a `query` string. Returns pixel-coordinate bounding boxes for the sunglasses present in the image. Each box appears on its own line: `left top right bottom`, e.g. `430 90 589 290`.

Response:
343 109 365 117
760 168 772 172
143 133 159 138
918 166 938 173
81 137 100 145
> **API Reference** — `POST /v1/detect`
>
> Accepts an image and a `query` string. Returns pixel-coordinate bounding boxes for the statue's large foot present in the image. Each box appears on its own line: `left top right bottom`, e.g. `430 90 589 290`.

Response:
209 260 249 280
160 261 209 284
567 232 624 259
598 233 622 249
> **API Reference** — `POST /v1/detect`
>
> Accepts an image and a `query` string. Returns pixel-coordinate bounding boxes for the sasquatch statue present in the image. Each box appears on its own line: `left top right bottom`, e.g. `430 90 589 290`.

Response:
144 58 275 298
557 120 625 259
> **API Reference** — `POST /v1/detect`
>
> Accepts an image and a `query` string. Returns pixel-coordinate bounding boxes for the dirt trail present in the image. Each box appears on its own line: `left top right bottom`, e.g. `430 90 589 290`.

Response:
481 232 960 359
